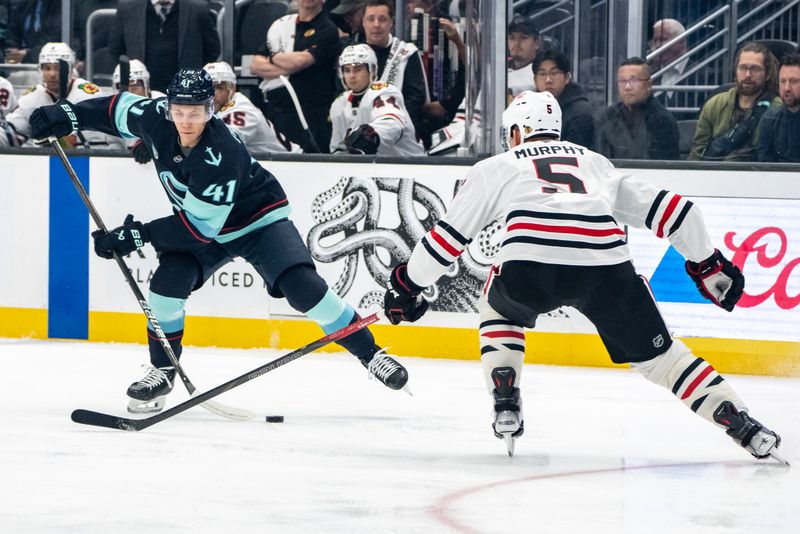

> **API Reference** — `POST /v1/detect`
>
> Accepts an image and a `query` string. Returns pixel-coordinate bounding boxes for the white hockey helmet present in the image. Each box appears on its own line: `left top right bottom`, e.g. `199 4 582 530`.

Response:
203 61 237 85
112 59 150 92
500 90 562 150
338 44 378 82
38 42 76 70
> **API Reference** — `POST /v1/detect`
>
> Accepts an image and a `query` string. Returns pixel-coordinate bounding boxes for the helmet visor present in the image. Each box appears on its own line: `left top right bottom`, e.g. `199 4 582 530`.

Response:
166 99 214 123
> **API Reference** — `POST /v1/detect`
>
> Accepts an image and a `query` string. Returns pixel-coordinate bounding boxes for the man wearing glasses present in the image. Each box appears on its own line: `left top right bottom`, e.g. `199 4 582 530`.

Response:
689 42 781 161
597 56 679 160
532 49 596 149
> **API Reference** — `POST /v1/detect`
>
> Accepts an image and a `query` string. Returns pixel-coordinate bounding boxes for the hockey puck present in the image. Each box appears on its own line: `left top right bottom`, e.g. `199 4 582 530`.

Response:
265 415 284 423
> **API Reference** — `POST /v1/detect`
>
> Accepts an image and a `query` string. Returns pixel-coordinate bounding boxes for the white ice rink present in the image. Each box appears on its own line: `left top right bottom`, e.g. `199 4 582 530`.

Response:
1 337 798 533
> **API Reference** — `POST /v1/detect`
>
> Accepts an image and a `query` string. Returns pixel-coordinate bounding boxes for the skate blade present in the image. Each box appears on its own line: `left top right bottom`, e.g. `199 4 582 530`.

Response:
503 434 515 457
401 384 413 396
127 396 165 414
769 447 791 466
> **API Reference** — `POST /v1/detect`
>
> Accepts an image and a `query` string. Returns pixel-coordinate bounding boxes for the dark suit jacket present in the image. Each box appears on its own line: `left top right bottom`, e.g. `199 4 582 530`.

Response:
108 0 220 67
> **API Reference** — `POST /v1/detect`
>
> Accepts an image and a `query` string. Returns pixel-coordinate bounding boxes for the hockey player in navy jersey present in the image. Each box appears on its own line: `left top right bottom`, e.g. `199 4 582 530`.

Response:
30 68 408 413
383 90 784 461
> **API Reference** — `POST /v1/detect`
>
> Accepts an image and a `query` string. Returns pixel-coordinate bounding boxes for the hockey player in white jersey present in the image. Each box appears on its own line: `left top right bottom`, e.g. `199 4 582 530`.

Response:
112 59 164 164
329 44 424 156
0 75 20 146
204 61 295 154
4 42 120 149
383 90 786 462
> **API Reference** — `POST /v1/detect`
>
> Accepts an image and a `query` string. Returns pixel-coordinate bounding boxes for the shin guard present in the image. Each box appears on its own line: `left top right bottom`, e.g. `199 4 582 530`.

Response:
479 299 525 394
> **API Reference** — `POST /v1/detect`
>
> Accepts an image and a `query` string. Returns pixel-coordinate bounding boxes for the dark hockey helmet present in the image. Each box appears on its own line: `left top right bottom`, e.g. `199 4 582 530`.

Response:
166 68 215 122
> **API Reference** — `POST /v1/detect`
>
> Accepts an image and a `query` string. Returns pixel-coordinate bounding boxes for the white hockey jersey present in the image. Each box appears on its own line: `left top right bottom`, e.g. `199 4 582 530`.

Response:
6 78 123 148
0 77 19 146
330 81 424 156
218 91 294 154
407 139 715 288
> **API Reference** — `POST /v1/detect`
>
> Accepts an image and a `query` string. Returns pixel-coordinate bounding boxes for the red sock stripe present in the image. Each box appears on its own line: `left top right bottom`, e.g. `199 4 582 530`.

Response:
681 365 714 400
481 330 525 340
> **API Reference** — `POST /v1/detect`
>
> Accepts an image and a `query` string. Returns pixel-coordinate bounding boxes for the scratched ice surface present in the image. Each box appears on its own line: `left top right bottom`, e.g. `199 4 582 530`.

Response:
1 338 797 533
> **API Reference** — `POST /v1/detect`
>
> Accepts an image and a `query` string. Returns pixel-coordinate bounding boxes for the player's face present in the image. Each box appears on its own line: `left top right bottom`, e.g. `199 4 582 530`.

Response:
778 64 800 109
363 6 393 47
40 63 64 96
213 82 234 112
342 64 371 93
508 32 539 66
616 64 652 106
534 59 568 98
128 80 148 97
170 104 208 147
736 51 767 97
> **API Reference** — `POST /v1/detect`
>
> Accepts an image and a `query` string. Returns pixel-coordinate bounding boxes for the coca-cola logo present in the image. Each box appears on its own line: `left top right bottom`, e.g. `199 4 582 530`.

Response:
725 227 800 309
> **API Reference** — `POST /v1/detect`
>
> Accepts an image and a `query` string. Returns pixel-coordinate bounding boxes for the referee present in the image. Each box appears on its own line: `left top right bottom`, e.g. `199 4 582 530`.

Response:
250 0 341 152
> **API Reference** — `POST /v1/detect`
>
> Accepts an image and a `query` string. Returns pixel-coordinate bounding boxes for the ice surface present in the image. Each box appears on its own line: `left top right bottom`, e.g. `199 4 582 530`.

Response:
1 338 797 533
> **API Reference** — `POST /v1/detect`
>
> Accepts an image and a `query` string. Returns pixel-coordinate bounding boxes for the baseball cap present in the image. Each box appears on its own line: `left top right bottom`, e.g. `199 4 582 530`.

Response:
508 15 539 37
332 0 364 15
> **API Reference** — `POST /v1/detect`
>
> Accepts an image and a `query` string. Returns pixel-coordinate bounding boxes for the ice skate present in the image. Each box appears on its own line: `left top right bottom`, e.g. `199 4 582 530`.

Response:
361 348 410 393
713 401 788 465
491 367 524 457
126 365 175 414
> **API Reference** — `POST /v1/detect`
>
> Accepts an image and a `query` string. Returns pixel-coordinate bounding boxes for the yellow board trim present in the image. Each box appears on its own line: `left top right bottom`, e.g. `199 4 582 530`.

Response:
3 308 798 377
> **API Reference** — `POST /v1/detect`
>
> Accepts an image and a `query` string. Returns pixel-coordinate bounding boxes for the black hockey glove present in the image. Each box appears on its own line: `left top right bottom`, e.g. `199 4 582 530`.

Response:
346 124 380 155
685 249 744 312
384 263 429 325
30 100 80 140
92 214 149 259
131 139 153 164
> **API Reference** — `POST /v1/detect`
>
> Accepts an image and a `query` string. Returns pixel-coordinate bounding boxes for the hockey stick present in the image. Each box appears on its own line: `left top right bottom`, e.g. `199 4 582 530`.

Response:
278 74 321 153
48 139 254 421
71 313 380 431
118 55 130 91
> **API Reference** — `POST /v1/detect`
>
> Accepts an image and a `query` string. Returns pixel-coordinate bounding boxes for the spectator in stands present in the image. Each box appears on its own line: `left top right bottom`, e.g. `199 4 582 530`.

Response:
108 0 221 93
5 0 62 65
689 42 781 161
363 0 429 146
0 0 9 63
758 53 800 163
3 42 121 149
532 49 596 149
507 15 539 98
205 61 296 155
647 18 688 106
250 0 340 152
331 0 365 45
330 44 424 156
597 57 680 160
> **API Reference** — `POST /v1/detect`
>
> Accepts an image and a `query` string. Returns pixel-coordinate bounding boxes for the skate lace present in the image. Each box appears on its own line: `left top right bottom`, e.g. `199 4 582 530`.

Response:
137 364 174 389
366 349 400 382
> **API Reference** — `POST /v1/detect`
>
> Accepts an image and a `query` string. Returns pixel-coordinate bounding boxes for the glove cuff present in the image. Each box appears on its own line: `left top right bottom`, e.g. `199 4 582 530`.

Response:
390 264 424 297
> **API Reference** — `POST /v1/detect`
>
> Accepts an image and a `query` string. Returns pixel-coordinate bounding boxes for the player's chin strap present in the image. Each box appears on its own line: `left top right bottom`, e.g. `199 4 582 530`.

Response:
47 136 255 422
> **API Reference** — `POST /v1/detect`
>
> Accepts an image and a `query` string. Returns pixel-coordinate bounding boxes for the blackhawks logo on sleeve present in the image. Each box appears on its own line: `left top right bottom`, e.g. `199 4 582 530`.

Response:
78 83 100 94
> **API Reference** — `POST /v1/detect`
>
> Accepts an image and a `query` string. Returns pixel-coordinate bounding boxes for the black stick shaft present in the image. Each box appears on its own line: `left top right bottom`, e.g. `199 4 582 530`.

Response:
49 140 198 395
71 313 380 431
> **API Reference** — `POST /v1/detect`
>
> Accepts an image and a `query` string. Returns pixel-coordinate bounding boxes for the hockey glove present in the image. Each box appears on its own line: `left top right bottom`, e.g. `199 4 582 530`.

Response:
685 249 744 312
30 100 80 140
131 139 153 164
384 263 429 325
346 124 380 155
92 214 149 259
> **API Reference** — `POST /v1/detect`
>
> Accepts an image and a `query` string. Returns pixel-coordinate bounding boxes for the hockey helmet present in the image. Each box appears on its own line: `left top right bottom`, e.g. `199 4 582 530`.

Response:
39 42 76 70
500 90 562 150
165 68 215 122
203 61 237 85
112 59 150 93
338 44 378 82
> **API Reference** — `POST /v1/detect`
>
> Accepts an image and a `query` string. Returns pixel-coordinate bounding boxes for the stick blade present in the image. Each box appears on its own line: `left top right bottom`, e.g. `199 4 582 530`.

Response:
71 409 141 431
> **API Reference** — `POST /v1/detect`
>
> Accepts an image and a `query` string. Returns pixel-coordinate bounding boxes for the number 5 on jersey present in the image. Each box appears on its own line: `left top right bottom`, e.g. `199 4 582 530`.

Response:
533 156 586 194
202 180 236 203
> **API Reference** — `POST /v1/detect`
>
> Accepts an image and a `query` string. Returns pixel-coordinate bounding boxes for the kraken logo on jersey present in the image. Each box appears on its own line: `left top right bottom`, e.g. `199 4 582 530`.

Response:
204 147 222 166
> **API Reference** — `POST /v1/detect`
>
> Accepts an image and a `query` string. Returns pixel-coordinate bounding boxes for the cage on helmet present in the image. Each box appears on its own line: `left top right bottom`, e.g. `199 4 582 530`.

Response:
338 44 378 84
500 90 562 151
165 68 215 122
203 61 237 85
39 42 76 70
112 59 151 93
